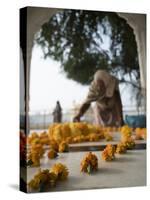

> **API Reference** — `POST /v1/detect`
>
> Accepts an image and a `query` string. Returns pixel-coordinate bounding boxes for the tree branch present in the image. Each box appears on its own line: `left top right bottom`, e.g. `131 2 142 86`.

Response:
119 78 141 90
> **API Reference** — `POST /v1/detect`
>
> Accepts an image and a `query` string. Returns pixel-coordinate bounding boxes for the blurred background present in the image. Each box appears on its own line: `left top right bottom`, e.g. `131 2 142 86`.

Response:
27 9 146 130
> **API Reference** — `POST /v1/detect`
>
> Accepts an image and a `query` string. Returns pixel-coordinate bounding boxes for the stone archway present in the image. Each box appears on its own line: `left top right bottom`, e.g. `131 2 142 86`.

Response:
118 13 146 95
20 7 146 133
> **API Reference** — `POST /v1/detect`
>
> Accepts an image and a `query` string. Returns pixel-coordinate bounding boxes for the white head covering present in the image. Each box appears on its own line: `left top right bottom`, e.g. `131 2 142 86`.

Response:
94 70 118 98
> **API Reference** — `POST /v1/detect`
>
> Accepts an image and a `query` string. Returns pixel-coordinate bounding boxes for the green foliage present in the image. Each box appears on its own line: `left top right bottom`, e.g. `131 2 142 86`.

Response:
36 9 140 88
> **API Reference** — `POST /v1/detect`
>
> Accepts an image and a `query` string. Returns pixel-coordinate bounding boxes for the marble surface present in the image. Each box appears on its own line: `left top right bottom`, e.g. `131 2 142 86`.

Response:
27 132 146 151
27 149 146 192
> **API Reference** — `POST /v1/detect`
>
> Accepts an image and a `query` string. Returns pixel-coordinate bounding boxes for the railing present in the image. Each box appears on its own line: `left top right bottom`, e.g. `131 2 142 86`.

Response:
29 106 146 130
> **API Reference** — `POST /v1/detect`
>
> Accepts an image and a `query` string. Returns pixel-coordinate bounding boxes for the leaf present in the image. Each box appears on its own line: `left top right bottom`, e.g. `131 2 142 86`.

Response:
35 9 141 105
87 164 91 174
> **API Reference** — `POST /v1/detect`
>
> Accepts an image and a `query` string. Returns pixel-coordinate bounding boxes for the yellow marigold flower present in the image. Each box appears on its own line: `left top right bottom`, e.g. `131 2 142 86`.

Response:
122 137 135 149
27 151 40 167
135 128 146 140
31 143 45 158
121 125 132 137
104 132 113 141
28 178 40 190
102 144 115 161
27 132 39 144
58 141 69 152
50 163 69 181
141 128 146 140
116 142 127 154
60 123 71 138
50 140 59 152
72 135 85 143
39 132 50 145
28 169 57 191
75 122 89 135
88 133 100 142
87 124 98 134
80 152 98 174
69 123 82 137
65 136 73 144
47 149 58 159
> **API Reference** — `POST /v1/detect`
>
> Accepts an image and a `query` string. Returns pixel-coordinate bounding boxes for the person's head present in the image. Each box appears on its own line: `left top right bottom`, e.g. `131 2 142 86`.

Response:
93 70 118 97
94 70 109 86
56 101 60 105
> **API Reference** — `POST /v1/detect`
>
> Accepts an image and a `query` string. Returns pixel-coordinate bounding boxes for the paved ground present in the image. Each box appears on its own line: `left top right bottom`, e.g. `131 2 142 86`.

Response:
27 149 146 193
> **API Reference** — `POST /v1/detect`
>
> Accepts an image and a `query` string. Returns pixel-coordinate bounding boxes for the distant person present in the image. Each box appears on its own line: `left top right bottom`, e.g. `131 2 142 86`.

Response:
52 101 62 123
73 70 124 127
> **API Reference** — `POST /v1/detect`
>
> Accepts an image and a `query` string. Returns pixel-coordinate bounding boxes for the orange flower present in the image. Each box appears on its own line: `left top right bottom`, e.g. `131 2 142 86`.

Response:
50 163 69 181
58 141 69 152
50 140 59 152
102 144 115 161
116 142 127 154
28 169 57 191
135 128 146 140
47 149 58 159
81 152 98 173
122 137 135 149
104 132 113 141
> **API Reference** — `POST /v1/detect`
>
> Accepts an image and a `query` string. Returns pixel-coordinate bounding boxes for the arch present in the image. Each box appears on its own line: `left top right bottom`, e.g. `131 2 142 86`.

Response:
118 13 146 95
20 7 146 132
